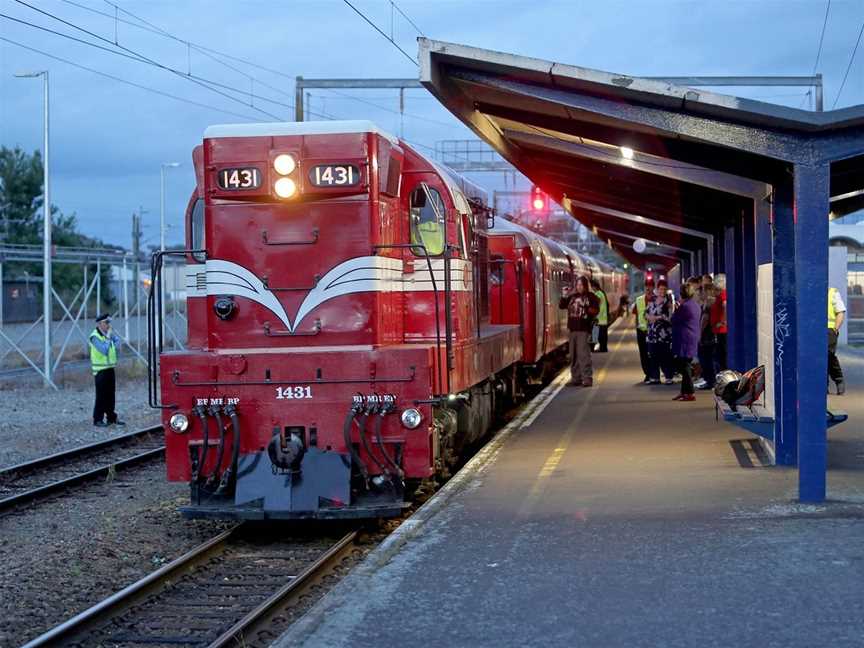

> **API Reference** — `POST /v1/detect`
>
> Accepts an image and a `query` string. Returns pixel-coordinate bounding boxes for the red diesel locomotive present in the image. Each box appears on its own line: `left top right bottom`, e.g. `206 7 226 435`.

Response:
149 120 626 520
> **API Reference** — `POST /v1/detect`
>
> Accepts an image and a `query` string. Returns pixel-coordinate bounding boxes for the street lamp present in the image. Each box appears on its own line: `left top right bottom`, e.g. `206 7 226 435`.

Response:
158 162 180 349
15 70 51 388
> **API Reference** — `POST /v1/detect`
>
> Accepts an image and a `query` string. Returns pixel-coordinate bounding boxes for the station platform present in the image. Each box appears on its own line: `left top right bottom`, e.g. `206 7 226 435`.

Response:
277 323 864 648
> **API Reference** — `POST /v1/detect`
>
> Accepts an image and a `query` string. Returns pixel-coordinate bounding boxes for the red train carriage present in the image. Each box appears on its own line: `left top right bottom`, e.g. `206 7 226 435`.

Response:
149 120 626 520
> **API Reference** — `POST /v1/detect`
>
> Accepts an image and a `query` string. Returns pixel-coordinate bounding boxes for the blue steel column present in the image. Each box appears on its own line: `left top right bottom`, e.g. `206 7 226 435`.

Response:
794 163 830 502
772 181 797 466
740 207 758 369
725 224 742 371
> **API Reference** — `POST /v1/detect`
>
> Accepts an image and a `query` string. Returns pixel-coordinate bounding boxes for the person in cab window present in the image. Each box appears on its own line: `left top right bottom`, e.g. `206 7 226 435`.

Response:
410 186 444 256
828 286 847 395
559 276 600 387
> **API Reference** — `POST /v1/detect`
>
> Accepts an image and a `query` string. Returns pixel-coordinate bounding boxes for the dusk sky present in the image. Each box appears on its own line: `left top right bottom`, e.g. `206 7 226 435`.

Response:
2 0 863 249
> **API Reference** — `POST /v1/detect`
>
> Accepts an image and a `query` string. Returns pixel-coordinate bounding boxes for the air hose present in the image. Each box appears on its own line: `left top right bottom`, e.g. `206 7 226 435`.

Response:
359 398 389 480
374 406 404 481
218 404 241 493
209 405 227 490
343 401 369 486
192 404 209 483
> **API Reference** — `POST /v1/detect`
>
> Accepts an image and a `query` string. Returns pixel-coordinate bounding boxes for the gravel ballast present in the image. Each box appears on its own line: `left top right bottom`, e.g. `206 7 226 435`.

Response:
0 376 159 469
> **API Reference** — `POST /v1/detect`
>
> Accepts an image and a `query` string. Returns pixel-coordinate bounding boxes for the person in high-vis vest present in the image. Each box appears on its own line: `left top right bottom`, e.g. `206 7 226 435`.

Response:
828 287 847 395
90 314 125 427
631 280 655 382
590 278 610 352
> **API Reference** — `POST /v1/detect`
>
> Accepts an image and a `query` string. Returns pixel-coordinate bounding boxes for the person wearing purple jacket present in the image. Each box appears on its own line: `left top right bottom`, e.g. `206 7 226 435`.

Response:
670 283 701 401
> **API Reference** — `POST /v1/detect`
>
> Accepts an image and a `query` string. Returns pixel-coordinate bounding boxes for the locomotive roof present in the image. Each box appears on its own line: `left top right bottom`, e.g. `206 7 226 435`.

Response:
203 120 400 145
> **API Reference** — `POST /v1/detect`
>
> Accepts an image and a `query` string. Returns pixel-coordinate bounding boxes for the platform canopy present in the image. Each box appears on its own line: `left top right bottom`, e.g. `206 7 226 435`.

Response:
419 39 864 273
419 39 864 503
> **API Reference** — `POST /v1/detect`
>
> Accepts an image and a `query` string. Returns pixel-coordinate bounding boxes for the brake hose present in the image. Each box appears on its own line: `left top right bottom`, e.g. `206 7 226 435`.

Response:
219 404 241 492
359 400 389 479
209 405 227 488
192 404 209 483
374 409 404 480
343 405 369 485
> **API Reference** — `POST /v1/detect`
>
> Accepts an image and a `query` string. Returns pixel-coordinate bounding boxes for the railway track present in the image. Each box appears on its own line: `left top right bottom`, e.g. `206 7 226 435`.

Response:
23 525 360 648
0 425 164 512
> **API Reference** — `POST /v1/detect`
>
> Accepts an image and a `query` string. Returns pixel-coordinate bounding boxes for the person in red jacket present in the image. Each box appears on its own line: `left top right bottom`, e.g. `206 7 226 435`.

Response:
560 276 600 387
709 273 728 371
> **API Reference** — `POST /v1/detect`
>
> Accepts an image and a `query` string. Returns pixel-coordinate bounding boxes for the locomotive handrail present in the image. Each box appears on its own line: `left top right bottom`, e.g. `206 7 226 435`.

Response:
261 228 319 246
147 249 205 410
171 365 416 387
262 275 320 291
371 243 447 395
263 320 322 337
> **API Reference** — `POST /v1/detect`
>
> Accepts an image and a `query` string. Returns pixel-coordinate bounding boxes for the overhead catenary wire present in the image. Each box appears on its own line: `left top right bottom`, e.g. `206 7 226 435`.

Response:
832 18 864 108
341 0 418 66
0 35 263 121
391 0 425 36
0 11 340 119
811 0 832 75
13 0 284 120
100 0 296 102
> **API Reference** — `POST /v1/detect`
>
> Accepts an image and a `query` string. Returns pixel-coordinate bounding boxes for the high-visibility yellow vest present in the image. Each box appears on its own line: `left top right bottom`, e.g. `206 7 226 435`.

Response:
89 328 117 375
828 287 838 329
595 289 608 326
635 294 648 331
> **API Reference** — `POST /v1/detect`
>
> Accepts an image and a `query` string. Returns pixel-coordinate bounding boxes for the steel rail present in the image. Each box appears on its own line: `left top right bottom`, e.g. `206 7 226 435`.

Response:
21 526 239 648
21 527 358 648
208 530 358 648
0 425 164 511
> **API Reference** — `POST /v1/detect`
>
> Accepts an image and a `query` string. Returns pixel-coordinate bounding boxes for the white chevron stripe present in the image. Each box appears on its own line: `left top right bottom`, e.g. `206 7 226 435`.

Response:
184 256 473 333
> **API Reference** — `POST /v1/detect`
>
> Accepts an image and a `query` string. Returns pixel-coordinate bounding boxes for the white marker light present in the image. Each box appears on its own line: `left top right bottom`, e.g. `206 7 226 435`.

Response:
274 177 297 198
169 413 189 433
401 408 423 429
273 154 296 175
620 146 635 160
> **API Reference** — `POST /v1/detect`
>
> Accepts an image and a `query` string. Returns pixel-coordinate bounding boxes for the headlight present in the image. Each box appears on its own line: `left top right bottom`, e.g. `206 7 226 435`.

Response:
274 177 297 198
273 154 296 175
169 413 189 433
400 408 423 429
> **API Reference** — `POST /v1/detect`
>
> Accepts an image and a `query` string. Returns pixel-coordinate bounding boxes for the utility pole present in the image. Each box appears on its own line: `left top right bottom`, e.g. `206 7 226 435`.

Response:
131 210 141 312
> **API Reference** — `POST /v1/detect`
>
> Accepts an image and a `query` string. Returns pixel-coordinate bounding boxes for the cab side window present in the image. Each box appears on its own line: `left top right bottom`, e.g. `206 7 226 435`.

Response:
190 198 206 262
410 186 445 256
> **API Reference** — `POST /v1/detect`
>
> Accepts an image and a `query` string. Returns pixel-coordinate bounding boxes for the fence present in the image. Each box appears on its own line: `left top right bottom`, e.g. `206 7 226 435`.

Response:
0 244 187 388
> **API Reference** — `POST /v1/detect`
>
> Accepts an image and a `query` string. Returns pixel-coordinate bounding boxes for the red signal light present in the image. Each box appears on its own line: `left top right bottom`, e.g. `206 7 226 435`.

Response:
530 185 549 213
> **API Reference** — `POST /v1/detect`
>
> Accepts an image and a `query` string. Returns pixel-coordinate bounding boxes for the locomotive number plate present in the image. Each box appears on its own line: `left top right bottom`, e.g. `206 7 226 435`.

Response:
308 164 360 187
217 167 262 190
276 386 312 400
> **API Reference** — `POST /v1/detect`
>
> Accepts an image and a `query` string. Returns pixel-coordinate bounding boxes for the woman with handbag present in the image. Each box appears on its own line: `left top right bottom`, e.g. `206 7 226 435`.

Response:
671 283 702 401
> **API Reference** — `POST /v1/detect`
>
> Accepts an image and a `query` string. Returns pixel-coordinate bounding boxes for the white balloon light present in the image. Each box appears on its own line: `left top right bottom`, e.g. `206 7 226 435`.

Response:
633 238 647 253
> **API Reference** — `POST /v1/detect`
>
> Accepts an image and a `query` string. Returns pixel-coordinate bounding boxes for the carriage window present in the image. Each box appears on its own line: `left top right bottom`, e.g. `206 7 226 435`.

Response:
191 198 205 263
410 185 445 256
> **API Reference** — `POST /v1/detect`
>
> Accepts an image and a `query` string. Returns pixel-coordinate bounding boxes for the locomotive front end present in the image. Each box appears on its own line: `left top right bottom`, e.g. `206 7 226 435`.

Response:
155 121 437 520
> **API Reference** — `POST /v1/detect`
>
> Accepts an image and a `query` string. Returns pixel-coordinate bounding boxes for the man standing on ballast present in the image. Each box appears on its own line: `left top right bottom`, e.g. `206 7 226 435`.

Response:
90 314 126 427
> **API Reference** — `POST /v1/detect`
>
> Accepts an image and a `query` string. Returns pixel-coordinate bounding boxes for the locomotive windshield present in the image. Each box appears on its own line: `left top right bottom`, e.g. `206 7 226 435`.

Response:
410 184 445 256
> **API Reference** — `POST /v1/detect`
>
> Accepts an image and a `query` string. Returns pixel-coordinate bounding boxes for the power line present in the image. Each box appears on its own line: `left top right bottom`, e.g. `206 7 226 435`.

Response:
13 0 284 120
101 0 295 101
314 88 464 130
0 35 263 121
59 0 297 82
341 0 417 66
391 1 425 37
832 18 864 108
0 12 324 116
811 0 831 75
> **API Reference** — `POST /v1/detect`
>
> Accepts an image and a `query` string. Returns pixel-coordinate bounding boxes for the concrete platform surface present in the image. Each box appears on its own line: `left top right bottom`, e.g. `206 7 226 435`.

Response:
276 324 864 648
